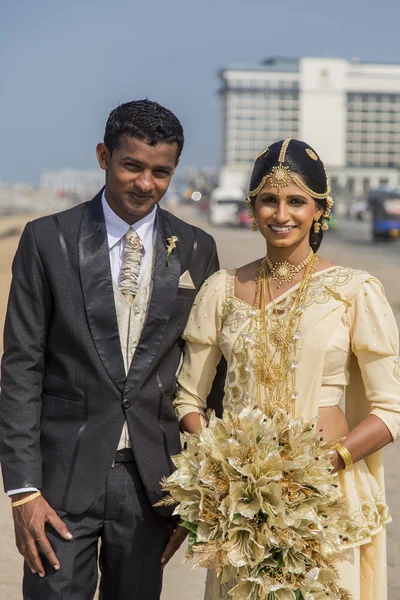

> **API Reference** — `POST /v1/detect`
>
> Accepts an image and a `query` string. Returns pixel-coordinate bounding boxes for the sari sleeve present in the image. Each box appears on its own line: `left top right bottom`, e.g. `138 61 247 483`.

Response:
174 270 226 420
347 278 400 441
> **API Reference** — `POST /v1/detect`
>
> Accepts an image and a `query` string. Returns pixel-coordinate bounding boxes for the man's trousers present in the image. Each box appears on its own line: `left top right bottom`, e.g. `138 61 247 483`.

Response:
23 460 175 600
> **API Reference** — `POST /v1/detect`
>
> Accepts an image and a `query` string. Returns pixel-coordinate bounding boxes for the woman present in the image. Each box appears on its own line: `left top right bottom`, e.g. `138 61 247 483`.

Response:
174 139 400 600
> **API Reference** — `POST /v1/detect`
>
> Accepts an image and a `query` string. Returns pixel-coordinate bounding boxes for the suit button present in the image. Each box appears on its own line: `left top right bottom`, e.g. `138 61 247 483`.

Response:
122 399 131 409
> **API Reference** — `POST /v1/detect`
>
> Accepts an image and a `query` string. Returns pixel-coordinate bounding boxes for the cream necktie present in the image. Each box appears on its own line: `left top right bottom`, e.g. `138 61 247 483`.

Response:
119 227 143 304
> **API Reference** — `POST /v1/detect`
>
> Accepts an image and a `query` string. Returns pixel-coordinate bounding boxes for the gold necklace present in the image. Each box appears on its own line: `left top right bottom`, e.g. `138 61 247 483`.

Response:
265 247 313 288
251 251 318 415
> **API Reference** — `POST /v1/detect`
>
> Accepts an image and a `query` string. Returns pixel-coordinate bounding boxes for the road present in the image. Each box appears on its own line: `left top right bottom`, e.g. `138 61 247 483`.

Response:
0 204 399 599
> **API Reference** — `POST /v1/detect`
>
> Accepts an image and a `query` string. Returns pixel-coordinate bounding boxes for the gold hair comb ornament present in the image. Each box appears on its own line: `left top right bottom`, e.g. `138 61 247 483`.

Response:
256 147 269 160
306 148 319 161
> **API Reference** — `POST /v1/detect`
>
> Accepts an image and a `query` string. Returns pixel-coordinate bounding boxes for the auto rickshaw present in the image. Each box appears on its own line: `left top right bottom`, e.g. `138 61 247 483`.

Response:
368 187 400 242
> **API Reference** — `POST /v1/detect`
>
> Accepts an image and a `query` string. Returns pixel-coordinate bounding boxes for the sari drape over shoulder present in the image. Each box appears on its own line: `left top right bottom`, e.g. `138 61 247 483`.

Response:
175 267 400 600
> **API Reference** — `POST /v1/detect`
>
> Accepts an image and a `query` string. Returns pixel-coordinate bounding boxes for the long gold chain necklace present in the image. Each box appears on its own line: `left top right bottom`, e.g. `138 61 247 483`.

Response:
251 251 318 414
265 246 314 289
269 255 317 408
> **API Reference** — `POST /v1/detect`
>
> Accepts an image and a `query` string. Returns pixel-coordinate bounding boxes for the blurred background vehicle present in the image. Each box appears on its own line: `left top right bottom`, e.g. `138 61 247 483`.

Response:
348 200 368 221
208 187 245 226
368 187 400 242
236 204 253 228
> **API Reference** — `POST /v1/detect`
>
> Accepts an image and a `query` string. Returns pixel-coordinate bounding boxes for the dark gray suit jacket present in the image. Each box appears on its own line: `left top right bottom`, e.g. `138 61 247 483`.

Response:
0 190 223 515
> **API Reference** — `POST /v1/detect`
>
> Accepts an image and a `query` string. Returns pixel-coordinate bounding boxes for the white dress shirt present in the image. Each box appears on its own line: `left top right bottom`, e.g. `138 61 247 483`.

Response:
102 191 157 286
8 192 157 496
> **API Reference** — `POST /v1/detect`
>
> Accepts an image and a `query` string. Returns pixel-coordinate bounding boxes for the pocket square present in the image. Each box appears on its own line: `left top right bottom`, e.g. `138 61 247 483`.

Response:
179 270 196 289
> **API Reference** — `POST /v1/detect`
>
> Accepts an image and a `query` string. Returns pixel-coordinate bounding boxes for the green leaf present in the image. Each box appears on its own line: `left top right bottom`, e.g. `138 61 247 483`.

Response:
271 549 284 568
256 435 261 444
187 531 198 550
295 591 304 600
232 513 242 520
180 521 198 534
277 554 284 568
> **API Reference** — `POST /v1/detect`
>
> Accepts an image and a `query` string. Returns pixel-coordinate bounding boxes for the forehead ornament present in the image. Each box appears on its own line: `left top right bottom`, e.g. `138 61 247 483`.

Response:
268 165 292 191
248 138 330 201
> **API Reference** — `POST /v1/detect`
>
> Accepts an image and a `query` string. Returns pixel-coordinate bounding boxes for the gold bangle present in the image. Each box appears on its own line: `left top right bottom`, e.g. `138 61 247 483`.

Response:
11 491 41 508
332 442 353 470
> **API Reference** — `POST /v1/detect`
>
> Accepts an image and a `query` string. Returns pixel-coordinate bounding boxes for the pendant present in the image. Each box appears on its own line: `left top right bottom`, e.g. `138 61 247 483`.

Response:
271 326 292 349
270 262 296 288
265 248 313 288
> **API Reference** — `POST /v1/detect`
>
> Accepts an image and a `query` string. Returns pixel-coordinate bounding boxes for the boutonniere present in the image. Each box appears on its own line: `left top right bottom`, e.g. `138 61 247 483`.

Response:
166 236 178 264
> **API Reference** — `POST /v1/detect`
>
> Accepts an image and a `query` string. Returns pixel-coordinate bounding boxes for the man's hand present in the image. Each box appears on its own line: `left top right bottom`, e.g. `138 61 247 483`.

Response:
12 493 73 577
161 523 188 569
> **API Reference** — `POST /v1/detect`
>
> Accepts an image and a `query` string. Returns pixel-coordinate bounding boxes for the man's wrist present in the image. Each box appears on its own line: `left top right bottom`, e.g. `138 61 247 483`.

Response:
11 491 42 508
7 487 40 498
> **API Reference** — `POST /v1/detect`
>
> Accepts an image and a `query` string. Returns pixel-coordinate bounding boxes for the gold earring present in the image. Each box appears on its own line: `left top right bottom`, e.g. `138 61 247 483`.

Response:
252 218 258 231
313 220 321 234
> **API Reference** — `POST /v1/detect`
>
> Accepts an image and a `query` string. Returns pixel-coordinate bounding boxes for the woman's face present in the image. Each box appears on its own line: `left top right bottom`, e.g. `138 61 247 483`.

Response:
254 179 323 250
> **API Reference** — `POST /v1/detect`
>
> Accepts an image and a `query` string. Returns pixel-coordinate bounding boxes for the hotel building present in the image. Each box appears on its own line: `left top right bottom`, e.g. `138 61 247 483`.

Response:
219 57 400 198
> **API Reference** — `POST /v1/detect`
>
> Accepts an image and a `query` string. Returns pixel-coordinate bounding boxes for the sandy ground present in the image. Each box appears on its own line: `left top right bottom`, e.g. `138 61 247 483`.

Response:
0 206 400 599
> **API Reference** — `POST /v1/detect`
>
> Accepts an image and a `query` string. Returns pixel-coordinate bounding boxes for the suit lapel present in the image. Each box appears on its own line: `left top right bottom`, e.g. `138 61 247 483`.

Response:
124 208 181 394
79 193 126 392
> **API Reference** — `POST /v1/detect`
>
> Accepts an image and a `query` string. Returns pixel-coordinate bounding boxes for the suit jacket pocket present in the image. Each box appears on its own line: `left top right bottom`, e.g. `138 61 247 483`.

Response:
42 390 83 402
176 288 197 300
41 392 84 420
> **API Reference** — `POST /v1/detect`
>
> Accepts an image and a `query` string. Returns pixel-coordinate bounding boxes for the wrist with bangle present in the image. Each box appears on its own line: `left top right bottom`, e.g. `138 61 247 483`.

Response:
11 491 42 508
331 438 353 470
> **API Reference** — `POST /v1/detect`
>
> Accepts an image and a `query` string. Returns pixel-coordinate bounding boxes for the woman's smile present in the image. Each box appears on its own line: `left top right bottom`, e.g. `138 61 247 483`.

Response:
268 224 297 236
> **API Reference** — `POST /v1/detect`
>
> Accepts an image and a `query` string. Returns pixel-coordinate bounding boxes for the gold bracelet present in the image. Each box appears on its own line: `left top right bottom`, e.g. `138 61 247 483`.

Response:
332 442 353 470
11 491 41 508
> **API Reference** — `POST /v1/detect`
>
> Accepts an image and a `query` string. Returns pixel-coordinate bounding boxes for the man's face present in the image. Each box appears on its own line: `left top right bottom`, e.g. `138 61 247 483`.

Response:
96 136 179 224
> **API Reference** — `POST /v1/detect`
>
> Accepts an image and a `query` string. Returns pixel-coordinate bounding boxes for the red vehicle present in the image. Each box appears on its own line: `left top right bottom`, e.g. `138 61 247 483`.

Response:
237 206 253 228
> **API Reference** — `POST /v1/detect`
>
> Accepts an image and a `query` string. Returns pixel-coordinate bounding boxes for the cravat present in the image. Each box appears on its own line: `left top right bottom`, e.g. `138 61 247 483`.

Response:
119 227 143 304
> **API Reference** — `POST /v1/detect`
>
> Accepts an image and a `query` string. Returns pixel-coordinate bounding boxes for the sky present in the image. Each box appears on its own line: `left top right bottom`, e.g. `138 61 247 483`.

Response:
1 0 400 183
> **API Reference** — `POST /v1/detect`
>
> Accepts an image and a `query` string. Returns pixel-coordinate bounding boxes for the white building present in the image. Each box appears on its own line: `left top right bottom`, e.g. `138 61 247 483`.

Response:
219 57 400 197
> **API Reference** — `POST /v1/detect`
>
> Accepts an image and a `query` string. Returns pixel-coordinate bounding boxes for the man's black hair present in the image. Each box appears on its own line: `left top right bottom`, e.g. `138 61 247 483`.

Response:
104 99 184 158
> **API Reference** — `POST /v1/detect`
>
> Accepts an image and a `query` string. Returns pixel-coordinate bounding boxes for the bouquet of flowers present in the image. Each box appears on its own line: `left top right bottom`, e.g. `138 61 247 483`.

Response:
157 406 353 600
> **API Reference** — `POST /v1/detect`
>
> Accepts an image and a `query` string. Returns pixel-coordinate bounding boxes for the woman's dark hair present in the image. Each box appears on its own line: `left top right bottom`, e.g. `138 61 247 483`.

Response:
104 99 184 159
248 139 330 252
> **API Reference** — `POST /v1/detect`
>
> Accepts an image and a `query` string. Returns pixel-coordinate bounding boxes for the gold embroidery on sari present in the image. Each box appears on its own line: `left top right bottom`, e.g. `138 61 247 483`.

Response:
341 490 391 548
221 268 363 415
325 287 352 307
394 356 400 383
224 323 251 413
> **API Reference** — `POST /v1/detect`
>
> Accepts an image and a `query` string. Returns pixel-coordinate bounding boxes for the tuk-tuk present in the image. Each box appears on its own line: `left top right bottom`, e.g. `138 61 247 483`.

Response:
368 187 400 241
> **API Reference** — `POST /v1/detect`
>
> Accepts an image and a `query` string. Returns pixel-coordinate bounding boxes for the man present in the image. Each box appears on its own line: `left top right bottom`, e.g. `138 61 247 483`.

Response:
0 99 223 599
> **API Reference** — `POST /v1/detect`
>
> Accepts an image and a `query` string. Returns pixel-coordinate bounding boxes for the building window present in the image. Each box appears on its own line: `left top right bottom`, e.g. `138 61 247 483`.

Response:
346 91 400 168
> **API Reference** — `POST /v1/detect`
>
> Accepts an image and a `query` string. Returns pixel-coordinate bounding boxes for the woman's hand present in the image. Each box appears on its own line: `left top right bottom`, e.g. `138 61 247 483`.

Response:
328 449 345 474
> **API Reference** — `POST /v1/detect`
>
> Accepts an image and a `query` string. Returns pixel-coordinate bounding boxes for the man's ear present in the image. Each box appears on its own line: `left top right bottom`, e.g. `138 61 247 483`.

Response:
96 142 111 171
